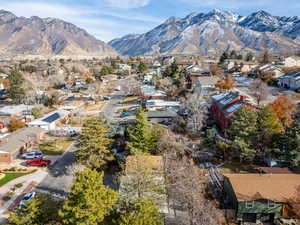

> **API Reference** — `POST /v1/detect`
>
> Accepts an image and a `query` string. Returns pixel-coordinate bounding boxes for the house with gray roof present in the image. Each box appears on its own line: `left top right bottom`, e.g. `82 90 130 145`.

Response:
277 71 300 90
0 127 44 163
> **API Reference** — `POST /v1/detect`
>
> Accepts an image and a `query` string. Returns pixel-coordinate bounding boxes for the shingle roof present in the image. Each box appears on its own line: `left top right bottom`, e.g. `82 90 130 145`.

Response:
225 174 300 202
0 127 43 154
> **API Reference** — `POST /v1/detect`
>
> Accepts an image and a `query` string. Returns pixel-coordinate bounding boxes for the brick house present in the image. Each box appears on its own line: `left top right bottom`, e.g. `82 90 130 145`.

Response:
211 92 248 130
0 127 44 163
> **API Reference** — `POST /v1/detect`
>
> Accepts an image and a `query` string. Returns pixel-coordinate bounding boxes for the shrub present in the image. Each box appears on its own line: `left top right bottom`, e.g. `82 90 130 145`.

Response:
2 192 14 201
15 183 23 189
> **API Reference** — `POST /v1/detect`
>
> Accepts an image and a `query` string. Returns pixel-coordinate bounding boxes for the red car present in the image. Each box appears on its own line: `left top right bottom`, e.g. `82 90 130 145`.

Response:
26 158 51 167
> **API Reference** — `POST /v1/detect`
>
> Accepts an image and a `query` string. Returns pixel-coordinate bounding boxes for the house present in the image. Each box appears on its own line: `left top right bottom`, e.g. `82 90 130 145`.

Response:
281 56 300 67
211 92 248 130
194 76 220 96
147 110 177 124
253 64 284 78
0 127 44 163
27 109 69 131
224 174 300 223
224 60 258 73
118 64 131 71
186 71 212 89
0 105 35 117
141 85 167 100
277 71 300 89
145 99 180 111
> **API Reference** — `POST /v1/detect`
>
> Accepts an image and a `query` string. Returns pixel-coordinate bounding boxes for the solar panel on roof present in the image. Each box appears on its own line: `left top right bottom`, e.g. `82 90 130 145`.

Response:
42 113 60 123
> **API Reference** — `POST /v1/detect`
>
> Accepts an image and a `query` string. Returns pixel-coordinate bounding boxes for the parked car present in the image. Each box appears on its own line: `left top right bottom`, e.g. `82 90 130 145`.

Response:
26 158 51 167
19 192 36 207
21 152 43 160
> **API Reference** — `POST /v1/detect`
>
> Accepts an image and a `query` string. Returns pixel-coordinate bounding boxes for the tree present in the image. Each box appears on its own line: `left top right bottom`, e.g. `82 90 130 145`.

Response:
8 194 62 225
256 106 282 155
76 117 114 169
258 71 275 84
261 49 272 64
185 92 208 136
137 62 147 74
8 69 26 103
230 107 258 162
229 50 238 59
111 58 118 69
274 121 300 167
7 119 26 132
288 185 300 219
117 198 162 225
270 95 296 128
219 52 228 64
209 64 223 76
120 154 165 203
245 52 254 61
59 168 118 225
250 79 269 106
215 75 235 91
31 107 42 119
127 108 159 155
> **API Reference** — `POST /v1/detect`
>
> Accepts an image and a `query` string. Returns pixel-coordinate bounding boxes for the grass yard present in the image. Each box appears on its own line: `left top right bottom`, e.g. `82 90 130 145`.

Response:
0 172 32 187
39 139 73 155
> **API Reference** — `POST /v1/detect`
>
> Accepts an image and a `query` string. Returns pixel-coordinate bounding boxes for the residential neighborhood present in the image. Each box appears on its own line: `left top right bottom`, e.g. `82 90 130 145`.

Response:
0 46 299 225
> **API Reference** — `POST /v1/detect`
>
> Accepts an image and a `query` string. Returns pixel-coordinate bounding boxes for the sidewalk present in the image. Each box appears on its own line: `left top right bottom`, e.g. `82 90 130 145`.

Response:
0 170 48 219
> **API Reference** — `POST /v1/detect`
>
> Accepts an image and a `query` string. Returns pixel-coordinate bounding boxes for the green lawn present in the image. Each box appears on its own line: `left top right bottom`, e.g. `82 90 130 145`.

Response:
0 173 31 187
40 139 73 155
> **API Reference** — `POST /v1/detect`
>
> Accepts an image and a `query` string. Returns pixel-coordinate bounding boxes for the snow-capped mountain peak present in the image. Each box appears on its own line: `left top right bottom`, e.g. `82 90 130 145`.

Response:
109 9 300 56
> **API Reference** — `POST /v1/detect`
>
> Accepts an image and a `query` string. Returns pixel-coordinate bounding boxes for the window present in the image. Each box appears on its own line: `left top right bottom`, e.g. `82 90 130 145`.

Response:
246 201 254 208
268 200 276 208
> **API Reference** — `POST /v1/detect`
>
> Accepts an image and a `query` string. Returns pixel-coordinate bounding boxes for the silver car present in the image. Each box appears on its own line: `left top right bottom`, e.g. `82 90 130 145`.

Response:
21 152 43 159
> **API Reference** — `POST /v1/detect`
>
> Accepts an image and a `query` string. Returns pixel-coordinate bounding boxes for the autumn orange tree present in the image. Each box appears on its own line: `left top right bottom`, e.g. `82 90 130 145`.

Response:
215 75 235 91
270 95 296 128
7 119 26 132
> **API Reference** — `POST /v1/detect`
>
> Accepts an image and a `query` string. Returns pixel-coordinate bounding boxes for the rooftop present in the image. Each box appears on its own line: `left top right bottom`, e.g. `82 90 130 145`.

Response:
225 173 300 202
0 127 44 154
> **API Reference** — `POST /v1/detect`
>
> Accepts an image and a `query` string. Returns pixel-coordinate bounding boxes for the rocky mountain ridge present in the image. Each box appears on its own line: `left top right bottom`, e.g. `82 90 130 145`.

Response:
0 10 118 58
109 9 300 56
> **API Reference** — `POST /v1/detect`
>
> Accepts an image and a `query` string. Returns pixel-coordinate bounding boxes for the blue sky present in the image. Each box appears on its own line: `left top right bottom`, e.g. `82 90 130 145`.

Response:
1 0 300 42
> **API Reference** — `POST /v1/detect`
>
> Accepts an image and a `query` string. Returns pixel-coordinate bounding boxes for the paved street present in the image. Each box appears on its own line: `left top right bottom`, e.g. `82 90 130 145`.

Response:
35 143 76 197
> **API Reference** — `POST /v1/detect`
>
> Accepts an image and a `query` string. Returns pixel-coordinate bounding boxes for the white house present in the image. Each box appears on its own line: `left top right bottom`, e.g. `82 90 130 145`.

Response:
118 64 131 71
254 64 284 78
27 109 69 131
145 99 180 110
282 56 300 67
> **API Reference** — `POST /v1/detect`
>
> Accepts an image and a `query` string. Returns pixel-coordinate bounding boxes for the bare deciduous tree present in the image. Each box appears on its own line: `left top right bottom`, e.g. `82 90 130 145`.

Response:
160 133 225 225
184 92 209 136
250 79 269 106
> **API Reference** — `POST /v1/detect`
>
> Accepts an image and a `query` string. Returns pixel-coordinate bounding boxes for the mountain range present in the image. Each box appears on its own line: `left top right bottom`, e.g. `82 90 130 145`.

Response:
109 10 300 56
0 10 117 58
